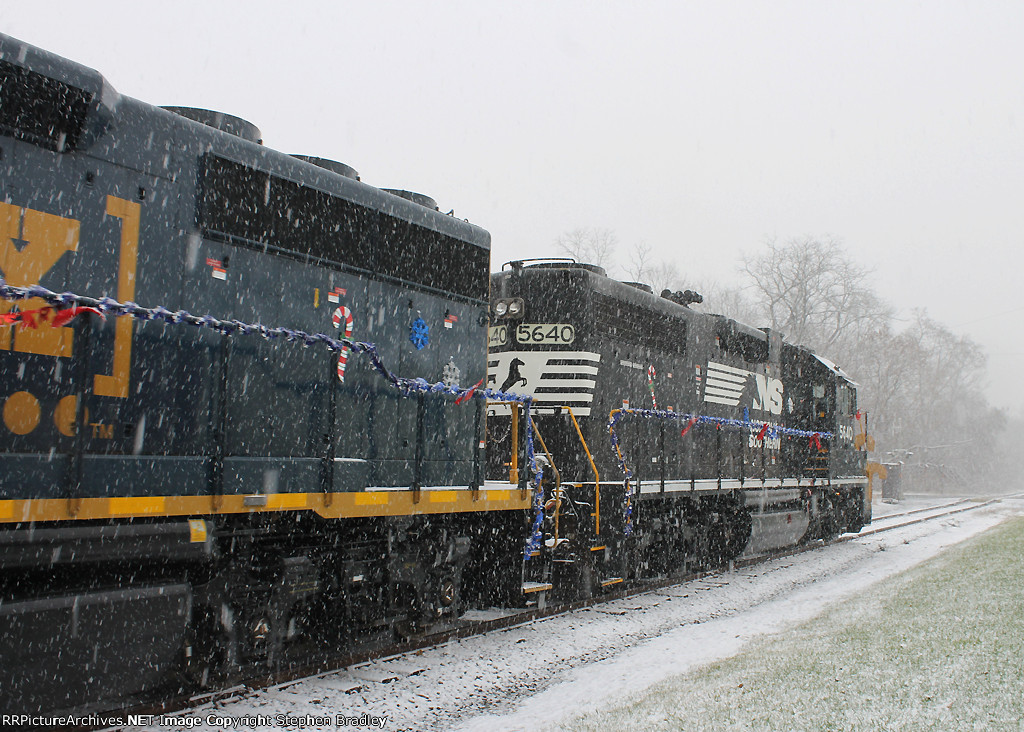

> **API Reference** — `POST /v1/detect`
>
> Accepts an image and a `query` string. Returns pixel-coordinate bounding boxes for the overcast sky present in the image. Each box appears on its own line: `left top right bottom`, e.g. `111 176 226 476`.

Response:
6 1 1024 411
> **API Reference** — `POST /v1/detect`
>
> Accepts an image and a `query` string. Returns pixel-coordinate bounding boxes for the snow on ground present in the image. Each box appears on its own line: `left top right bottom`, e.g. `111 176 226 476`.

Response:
138 493 1024 732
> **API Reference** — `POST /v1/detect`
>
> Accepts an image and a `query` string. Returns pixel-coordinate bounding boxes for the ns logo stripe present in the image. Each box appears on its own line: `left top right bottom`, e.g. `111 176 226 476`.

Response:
703 361 784 416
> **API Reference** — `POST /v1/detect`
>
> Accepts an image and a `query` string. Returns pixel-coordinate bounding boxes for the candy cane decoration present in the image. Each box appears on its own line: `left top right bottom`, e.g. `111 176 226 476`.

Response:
0 305 104 328
647 364 658 410
332 306 354 382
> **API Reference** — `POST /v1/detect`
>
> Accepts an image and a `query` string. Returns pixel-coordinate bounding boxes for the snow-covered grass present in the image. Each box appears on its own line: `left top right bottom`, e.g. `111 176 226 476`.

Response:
562 515 1024 731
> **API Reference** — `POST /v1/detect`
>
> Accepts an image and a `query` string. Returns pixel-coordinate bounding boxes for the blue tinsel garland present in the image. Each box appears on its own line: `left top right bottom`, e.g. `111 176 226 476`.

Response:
0 280 548 558
608 407 834 536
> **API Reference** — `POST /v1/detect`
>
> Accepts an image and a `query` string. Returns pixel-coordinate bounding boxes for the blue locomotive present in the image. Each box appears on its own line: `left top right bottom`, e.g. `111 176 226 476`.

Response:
0 33 528 713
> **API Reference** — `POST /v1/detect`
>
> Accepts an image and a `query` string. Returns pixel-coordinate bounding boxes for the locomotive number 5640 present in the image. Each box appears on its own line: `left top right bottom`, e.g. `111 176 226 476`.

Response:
514 323 576 344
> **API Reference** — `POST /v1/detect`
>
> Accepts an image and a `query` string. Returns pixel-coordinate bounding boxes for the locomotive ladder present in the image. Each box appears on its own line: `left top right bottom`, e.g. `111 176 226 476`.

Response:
498 402 613 601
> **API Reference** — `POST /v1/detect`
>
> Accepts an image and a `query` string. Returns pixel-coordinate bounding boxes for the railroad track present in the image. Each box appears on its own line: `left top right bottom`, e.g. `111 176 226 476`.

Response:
101 493 1016 727
852 495 1019 537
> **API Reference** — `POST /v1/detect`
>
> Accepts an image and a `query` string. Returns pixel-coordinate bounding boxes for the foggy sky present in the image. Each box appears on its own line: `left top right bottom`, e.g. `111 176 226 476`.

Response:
6 1 1023 411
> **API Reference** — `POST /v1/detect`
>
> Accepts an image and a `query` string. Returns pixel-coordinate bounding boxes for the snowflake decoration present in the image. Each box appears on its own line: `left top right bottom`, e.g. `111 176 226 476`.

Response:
442 358 461 387
410 317 430 350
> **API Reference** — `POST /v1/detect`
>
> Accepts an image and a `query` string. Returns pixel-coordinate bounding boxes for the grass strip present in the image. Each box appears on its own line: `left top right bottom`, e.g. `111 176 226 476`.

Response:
565 517 1024 731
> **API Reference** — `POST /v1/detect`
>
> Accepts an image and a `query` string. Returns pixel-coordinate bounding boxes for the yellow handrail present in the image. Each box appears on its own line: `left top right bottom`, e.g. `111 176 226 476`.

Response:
487 401 523 485
562 406 601 536
492 401 560 492
531 422 561 489
509 402 519 484
530 420 562 544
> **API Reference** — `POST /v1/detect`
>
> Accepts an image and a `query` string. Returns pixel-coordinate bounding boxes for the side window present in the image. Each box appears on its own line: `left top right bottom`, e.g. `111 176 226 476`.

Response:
811 383 828 419
837 385 853 415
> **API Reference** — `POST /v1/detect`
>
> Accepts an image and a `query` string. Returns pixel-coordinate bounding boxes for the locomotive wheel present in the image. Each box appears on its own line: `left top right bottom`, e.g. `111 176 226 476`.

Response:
431 569 462 619
393 570 462 639
393 590 424 640
843 490 866 533
817 493 841 541
394 618 421 640
437 576 457 609
182 604 237 690
703 497 752 563
723 501 753 560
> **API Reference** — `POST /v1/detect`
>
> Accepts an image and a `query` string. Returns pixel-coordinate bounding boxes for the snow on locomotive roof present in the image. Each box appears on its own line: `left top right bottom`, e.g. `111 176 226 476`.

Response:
813 353 857 384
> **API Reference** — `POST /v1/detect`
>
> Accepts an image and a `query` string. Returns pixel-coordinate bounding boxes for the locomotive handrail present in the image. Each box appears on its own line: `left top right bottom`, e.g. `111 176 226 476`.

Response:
500 257 576 270
607 407 835 536
608 408 635 535
491 400 562 488
530 424 561 492
510 401 520 485
529 420 563 545
561 406 601 536
0 280 551 557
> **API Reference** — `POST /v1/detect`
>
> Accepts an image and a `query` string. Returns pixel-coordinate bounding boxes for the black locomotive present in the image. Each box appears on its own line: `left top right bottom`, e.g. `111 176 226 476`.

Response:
487 260 869 599
0 34 868 715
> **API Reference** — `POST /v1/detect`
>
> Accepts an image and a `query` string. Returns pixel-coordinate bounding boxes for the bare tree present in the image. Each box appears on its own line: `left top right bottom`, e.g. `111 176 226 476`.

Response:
622 242 686 295
737 235 1010 486
991 408 1024 485
555 228 618 272
740 236 892 351
646 260 684 297
872 311 1005 489
623 242 653 283
689 280 763 325
845 324 910 447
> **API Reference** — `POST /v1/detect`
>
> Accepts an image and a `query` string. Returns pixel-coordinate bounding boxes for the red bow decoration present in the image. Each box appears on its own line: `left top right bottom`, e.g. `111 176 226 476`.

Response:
680 417 698 438
756 423 769 441
1 305 105 329
809 433 823 451
455 378 484 405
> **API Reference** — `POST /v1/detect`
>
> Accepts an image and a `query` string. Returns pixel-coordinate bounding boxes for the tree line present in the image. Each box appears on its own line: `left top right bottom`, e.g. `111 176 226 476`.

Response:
555 229 1013 492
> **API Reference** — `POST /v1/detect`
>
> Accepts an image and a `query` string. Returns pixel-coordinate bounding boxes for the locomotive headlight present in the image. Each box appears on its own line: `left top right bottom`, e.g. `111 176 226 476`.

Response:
494 301 509 316
507 299 523 316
